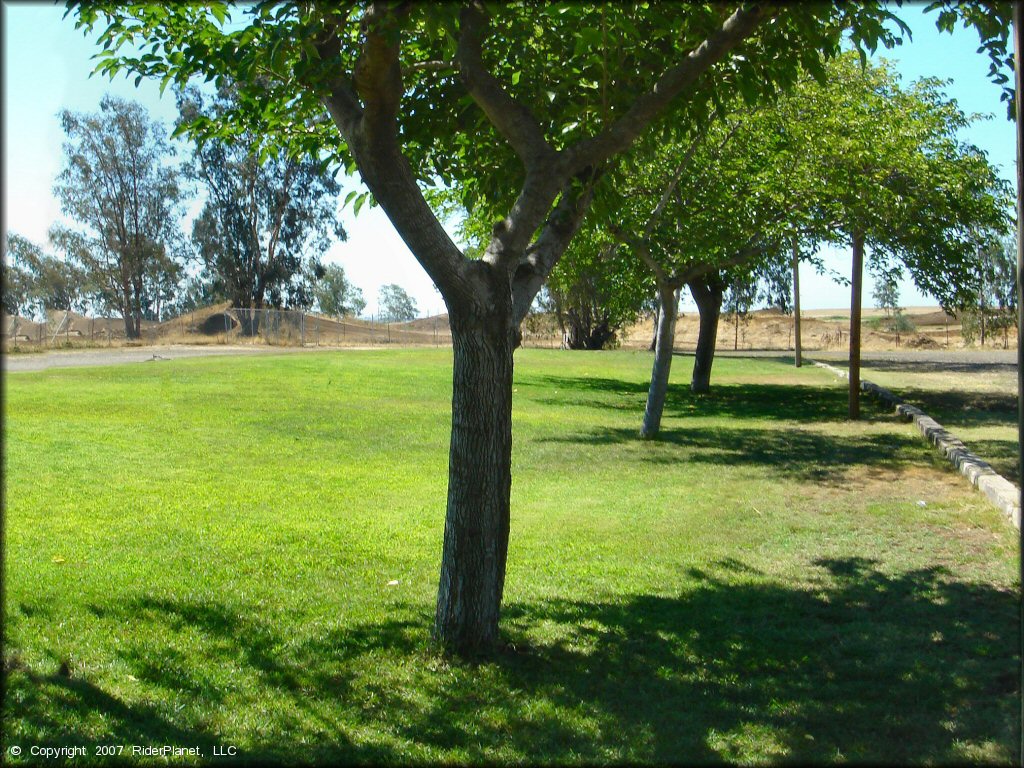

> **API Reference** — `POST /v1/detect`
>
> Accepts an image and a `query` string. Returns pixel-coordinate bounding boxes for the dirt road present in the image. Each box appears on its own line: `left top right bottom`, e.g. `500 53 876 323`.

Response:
6 342 1016 375
3 344 344 373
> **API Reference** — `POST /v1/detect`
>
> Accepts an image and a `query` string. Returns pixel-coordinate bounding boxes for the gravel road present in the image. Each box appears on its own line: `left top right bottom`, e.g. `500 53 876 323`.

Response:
3 344 339 373
4 343 1017 374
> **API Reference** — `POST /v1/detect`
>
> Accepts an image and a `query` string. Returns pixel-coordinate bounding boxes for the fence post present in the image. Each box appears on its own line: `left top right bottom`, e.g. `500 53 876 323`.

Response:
301 312 306 346
224 310 229 344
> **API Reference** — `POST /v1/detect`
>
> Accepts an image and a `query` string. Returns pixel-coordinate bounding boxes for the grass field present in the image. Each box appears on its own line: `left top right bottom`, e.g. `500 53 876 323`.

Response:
3 348 1020 764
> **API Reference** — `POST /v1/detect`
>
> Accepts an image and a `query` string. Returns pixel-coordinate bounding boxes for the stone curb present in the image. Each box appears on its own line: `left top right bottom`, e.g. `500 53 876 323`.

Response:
810 359 1021 529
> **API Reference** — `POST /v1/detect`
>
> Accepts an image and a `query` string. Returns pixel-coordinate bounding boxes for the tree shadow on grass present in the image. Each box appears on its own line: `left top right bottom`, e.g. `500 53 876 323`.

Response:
891 388 1018 431
538 424 924 483
528 376 889 425
9 558 1017 764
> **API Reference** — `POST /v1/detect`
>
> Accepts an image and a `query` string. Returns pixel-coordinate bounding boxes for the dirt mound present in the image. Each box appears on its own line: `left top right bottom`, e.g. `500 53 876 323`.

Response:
904 334 941 349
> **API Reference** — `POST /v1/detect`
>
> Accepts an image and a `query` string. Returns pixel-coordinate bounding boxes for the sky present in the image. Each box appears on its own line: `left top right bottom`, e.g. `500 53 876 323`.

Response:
2 2 1017 317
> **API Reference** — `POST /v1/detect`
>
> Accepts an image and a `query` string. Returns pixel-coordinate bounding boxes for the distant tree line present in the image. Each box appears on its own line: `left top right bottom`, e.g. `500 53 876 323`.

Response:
2 90 428 338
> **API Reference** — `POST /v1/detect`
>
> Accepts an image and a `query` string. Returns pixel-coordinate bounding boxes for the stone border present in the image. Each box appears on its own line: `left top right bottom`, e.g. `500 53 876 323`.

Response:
811 360 1021 529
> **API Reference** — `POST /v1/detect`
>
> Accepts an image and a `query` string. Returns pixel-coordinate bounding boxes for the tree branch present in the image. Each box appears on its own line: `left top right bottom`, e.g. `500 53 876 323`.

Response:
320 1 475 305
510 171 600 325
457 3 557 170
565 4 771 172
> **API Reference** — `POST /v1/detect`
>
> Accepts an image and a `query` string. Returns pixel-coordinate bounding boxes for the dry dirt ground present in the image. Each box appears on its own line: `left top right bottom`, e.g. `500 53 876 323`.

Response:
615 305 1017 353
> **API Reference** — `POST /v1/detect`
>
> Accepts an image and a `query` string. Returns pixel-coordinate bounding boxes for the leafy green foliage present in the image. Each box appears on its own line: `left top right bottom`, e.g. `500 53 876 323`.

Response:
67 3 912 224
924 1 1014 117
377 283 418 322
3 234 90 318
782 55 1012 310
545 225 652 349
314 263 366 318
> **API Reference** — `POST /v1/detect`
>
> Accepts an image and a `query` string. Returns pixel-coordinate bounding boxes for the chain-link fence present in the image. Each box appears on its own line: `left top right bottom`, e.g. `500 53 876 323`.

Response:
2 303 565 351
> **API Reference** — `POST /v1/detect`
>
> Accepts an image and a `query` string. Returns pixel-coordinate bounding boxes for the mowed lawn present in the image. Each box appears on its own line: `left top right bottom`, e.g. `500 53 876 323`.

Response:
3 348 1019 765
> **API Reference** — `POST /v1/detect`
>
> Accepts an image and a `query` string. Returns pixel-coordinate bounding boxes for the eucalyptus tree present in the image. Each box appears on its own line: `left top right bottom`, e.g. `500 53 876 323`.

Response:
3 233 90 319
378 283 418 322
179 85 347 330
51 95 184 338
546 225 652 350
315 263 366 318
72 1 911 655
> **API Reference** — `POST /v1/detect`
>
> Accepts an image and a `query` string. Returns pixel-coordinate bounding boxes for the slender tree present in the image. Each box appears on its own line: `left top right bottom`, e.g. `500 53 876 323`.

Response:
51 95 184 338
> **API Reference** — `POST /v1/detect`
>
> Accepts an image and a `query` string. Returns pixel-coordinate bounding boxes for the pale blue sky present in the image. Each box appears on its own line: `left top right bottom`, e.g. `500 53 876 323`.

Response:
2 2 1016 315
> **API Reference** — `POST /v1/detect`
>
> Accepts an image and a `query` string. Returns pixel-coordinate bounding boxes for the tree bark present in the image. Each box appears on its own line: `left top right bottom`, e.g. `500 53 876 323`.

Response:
689 276 724 393
640 284 680 439
849 229 865 420
434 297 515 655
792 232 802 368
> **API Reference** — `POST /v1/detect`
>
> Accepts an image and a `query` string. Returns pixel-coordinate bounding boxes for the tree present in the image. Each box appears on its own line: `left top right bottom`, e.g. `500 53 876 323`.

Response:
179 85 347 330
3 235 42 318
4 233 90 319
51 95 184 339
75 1 913 655
777 55 1012 418
315 263 366 318
872 270 900 318
961 232 1017 347
546 227 651 350
378 283 418 323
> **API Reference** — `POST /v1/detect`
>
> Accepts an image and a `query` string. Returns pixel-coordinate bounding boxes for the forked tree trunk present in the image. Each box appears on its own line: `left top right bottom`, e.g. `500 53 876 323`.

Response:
640 284 680 439
689 277 724 393
434 306 514 655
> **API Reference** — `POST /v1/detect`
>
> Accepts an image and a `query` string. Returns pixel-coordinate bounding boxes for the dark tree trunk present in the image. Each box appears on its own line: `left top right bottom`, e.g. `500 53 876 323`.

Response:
792 233 802 368
849 229 865 420
566 320 616 350
434 300 515 655
640 284 680 439
689 277 724 393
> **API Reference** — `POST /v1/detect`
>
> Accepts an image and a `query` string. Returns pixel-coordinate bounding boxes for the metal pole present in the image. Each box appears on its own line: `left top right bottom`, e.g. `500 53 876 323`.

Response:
1011 4 1024 756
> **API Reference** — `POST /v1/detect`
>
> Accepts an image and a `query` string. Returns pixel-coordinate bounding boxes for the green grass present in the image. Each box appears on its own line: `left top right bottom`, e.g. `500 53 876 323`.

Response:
4 348 1019 765
855 359 1019 482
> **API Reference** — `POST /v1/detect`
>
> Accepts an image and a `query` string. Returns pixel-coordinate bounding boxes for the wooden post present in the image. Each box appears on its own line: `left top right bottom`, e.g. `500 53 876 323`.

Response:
792 231 802 367
849 229 865 420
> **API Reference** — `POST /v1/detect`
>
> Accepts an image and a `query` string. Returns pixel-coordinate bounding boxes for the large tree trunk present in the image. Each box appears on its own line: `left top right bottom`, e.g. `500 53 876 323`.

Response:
689 276 724 393
849 229 864 420
434 303 514 655
640 284 680 439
